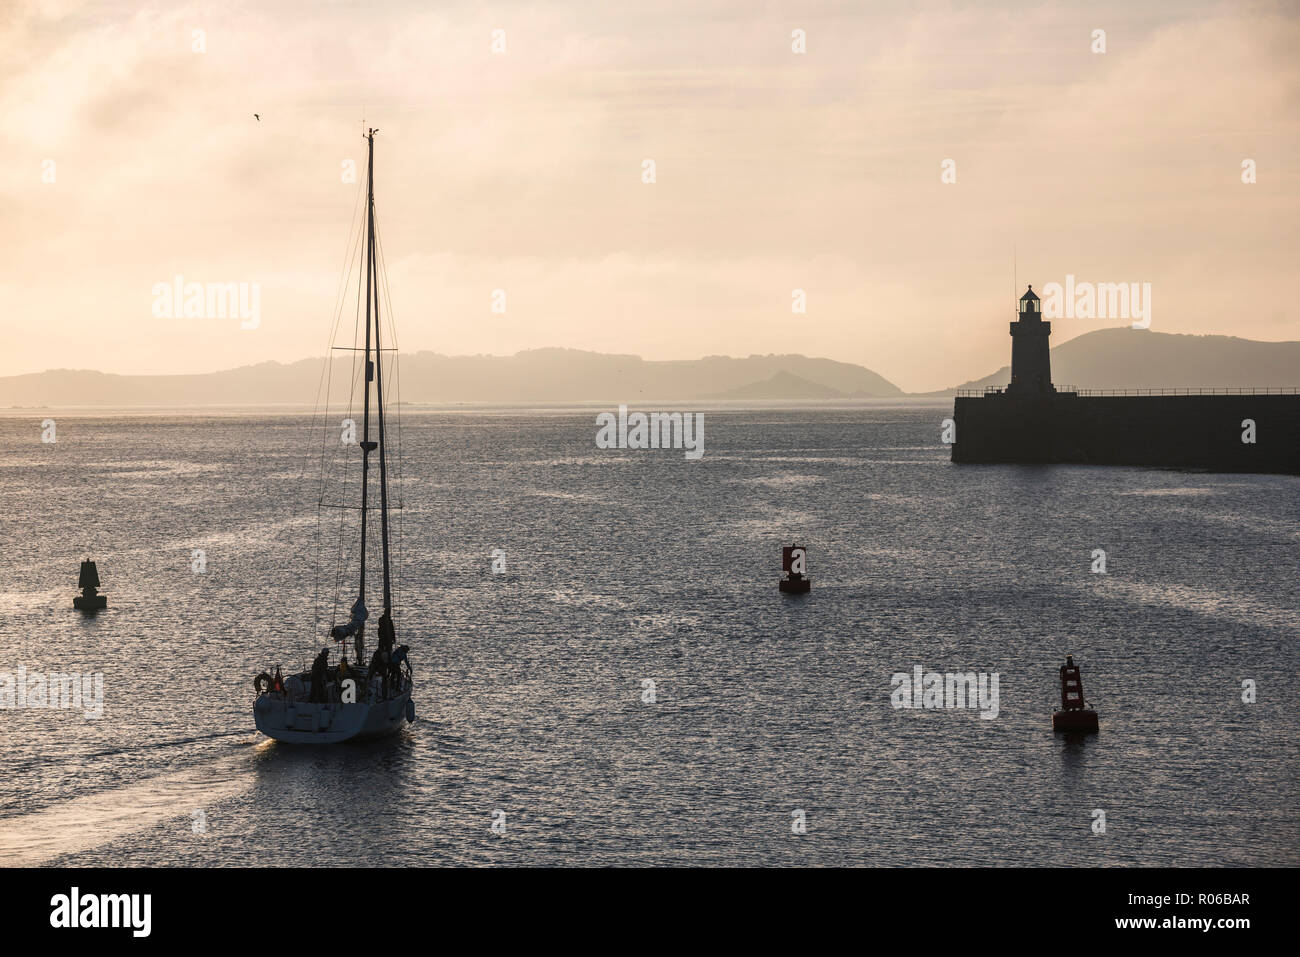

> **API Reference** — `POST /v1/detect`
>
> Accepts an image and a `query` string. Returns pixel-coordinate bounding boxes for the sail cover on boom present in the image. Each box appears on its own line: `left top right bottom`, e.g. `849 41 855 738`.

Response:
330 596 369 640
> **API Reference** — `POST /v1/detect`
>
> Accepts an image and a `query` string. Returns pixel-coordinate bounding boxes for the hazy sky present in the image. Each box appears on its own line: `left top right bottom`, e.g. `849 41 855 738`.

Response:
3 0 1297 391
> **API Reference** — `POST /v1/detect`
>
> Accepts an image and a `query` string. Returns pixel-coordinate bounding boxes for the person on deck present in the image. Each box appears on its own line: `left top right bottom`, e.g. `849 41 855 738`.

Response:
309 648 330 704
390 644 409 690
377 612 396 655
368 644 389 699
369 612 396 697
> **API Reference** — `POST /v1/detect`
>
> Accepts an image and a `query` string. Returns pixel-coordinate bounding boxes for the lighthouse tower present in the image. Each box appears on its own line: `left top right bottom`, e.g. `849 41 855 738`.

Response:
1007 285 1054 395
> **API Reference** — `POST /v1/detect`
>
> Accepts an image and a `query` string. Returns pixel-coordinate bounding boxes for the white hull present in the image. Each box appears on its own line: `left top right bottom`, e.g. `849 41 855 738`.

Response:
254 690 414 744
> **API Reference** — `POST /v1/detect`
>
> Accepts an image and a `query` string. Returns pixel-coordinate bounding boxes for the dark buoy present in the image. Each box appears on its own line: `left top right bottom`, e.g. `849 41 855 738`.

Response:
779 544 810 594
73 558 107 611
1052 654 1098 732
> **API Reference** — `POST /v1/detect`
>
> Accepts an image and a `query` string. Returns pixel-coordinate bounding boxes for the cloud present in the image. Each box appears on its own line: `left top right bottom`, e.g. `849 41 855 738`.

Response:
1 0 1297 392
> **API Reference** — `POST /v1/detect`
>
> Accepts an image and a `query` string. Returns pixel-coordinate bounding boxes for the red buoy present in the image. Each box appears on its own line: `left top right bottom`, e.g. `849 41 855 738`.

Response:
779 545 810 594
1052 654 1098 732
73 558 107 611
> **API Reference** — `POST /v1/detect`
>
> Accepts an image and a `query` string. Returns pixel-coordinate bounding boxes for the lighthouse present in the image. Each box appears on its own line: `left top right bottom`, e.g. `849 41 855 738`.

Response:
1007 285 1054 395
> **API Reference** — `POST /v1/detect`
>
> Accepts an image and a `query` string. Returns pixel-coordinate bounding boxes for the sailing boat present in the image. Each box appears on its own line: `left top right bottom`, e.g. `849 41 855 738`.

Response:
253 129 414 744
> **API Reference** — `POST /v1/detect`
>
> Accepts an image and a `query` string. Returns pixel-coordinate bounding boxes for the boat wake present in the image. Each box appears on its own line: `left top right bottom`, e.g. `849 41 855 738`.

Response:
0 753 251 866
6 729 253 775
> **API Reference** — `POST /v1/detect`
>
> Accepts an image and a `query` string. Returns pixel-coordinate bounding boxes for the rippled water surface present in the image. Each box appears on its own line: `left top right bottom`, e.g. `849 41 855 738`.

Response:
0 406 1296 866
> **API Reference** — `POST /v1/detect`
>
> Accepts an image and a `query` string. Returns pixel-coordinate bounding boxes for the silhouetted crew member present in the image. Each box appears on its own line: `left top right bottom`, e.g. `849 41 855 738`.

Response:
377 612 396 655
309 648 330 704
368 645 389 698
391 644 410 688
369 613 396 697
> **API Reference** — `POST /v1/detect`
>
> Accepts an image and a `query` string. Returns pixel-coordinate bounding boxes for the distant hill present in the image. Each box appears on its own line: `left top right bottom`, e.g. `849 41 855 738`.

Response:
938 328 1300 394
710 371 847 399
5 331 1295 407
0 348 903 407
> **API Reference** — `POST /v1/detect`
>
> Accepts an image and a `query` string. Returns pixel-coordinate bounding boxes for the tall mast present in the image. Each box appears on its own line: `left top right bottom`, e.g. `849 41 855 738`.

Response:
356 129 378 657
371 136 394 616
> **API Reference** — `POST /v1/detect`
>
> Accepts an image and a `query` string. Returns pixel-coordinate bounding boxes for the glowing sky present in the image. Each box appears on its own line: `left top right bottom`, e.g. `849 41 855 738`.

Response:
3 0 1297 391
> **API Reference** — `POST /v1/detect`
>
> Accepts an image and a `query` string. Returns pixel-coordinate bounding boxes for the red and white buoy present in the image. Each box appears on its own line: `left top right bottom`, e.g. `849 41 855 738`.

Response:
1052 654 1098 732
779 545 810 594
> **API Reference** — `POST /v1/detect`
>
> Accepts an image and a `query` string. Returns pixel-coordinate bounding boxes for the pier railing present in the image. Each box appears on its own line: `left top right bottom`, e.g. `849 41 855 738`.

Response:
954 386 1299 397
1071 387 1299 396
